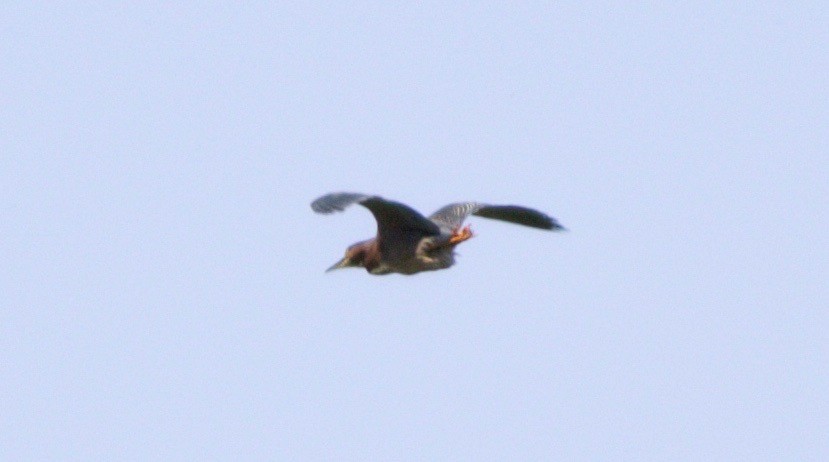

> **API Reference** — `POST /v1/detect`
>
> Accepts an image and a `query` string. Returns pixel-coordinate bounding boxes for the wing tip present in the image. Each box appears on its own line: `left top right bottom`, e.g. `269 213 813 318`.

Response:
310 197 339 214
310 192 372 214
546 218 567 231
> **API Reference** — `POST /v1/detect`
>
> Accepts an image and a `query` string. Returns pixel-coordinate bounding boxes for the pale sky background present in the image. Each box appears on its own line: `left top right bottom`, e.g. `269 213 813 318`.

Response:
2 3 828 460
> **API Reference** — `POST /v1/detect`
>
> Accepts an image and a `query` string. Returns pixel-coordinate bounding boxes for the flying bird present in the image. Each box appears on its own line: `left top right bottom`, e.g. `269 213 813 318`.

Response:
311 192 564 275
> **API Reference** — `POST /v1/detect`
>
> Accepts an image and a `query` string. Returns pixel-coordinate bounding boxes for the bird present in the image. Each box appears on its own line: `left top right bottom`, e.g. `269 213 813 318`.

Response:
311 192 564 275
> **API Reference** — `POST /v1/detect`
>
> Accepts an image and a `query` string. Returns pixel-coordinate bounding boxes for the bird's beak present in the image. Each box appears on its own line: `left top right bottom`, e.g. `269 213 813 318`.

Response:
326 257 351 272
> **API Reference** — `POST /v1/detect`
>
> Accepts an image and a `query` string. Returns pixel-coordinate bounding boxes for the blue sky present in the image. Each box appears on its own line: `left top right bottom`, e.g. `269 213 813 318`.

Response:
3 3 827 460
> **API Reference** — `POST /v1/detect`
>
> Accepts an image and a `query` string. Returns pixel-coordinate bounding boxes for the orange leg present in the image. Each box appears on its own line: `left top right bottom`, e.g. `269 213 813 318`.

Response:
448 224 474 244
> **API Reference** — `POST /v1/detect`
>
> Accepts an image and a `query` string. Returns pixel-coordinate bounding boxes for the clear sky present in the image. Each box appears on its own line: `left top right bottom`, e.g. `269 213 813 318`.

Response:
3 3 827 460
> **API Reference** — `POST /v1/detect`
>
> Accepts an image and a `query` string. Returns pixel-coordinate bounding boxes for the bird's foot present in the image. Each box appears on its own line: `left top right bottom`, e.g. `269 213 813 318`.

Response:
449 225 474 244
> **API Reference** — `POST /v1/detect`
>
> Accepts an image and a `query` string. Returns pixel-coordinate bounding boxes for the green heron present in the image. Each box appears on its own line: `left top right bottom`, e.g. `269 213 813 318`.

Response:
311 192 564 275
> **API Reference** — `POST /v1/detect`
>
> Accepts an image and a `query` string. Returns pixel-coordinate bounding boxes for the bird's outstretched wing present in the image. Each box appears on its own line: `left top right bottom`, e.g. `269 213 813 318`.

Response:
429 202 565 231
311 192 441 236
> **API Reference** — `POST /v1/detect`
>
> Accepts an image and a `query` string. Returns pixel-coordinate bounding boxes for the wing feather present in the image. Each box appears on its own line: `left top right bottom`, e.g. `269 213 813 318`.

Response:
311 192 440 237
429 202 564 230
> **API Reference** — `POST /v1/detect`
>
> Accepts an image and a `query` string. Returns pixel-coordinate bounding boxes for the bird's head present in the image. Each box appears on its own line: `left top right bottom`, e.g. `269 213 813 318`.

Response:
326 240 375 272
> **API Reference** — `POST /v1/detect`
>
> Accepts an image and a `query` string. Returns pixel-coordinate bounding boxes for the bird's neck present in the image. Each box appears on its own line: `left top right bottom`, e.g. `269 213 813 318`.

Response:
363 240 382 272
